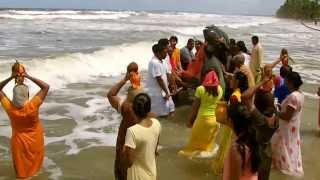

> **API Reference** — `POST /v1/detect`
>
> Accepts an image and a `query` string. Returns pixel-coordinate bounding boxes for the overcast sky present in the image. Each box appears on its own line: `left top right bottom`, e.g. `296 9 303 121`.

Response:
0 0 285 15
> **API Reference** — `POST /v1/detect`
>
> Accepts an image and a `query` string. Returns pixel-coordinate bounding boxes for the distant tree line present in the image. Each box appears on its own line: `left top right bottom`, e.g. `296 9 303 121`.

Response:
277 0 320 19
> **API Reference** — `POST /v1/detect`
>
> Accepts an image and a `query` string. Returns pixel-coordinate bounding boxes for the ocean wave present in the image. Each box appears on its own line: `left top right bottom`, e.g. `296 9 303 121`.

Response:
7 9 138 15
0 41 155 156
8 10 81 15
252 32 313 39
173 26 204 36
173 18 278 35
0 41 154 92
0 10 133 20
0 13 131 20
219 21 278 29
91 10 139 15
146 12 222 19
43 157 63 180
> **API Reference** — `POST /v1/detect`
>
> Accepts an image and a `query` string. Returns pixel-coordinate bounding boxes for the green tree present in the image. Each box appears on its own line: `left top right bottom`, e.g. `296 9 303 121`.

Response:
276 0 320 19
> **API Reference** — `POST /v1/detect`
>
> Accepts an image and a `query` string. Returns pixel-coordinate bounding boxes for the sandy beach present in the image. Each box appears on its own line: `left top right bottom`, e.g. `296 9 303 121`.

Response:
0 82 319 180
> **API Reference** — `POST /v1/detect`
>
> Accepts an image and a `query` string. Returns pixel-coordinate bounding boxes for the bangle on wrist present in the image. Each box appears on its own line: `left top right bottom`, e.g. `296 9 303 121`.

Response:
249 106 255 112
275 110 281 118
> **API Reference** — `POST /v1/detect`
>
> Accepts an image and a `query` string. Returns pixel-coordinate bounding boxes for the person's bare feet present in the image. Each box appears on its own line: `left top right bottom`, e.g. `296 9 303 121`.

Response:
16 177 31 180
169 111 175 117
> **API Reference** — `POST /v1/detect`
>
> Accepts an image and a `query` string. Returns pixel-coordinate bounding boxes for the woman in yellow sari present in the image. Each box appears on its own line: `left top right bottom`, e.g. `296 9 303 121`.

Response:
211 71 249 174
179 70 222 158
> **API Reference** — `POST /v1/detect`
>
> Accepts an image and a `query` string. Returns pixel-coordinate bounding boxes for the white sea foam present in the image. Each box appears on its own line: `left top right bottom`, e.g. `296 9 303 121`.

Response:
43 157 63 180
219 20 277 29
0 41 154 95
0 13 131 20
91 10 138 15
43 97 118 155
173 16 278 35
0 41 155 145
146 12 222 19
8 10 80 15
173 26 205 36
0 10 133 20
0 88 120 157
0 111 11 138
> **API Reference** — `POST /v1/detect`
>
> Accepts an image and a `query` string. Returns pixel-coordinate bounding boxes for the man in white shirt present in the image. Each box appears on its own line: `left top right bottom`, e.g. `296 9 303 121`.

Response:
250 36 264 83
158 38 178 95
146 43 175 117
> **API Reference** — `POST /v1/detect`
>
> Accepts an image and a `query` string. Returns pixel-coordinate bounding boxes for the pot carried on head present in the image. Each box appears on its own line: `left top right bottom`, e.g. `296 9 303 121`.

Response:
12 60 26 84
203 25 229 46
201 25 230 92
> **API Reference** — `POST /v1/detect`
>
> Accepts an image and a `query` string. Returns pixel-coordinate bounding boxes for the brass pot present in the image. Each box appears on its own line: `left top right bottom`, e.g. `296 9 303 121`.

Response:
12 62 25 84
216 101 228 124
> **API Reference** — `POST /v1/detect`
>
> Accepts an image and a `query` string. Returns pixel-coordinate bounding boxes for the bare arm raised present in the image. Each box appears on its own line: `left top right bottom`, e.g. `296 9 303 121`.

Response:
0 76 15 101
107 73 129 111
24 73 50 101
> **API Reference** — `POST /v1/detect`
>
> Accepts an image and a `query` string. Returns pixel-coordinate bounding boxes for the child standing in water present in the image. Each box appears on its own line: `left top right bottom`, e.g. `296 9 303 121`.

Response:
280 48 294 67
280 48 289 66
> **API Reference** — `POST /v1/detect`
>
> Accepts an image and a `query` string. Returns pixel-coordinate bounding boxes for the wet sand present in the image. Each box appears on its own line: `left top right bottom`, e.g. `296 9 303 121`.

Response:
0 83 320 179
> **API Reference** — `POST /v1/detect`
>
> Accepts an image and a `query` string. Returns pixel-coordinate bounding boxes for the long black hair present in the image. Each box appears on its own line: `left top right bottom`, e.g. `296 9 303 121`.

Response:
286 71 303 91
280 65 292 78
236 41 249 54
228 103 261 173
234 71 249 93
132 93 151 119
254 90 275 117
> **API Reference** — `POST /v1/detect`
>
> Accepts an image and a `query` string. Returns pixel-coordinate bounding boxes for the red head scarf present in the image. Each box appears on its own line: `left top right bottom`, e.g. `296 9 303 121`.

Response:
202 70 219 87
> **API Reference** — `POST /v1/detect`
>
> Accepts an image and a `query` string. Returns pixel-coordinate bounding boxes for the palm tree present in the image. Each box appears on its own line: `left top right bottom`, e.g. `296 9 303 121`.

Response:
277 0 320 19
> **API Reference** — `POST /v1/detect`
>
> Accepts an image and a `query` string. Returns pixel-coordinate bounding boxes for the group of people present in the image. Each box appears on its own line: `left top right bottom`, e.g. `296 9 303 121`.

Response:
0 25 312 180
106 26 307 180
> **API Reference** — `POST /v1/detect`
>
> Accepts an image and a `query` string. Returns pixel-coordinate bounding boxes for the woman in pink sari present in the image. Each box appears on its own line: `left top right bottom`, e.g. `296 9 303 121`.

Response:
271 71 304 177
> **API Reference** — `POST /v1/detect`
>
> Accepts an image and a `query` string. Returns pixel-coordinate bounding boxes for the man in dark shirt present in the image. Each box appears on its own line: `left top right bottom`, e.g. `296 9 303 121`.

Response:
180 38 195 70
274 65 292 104
252 91 279 180
243 77 279 180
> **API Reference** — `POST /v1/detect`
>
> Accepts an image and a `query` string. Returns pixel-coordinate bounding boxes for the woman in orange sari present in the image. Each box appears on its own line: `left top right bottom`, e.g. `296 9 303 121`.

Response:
0 64 49 179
